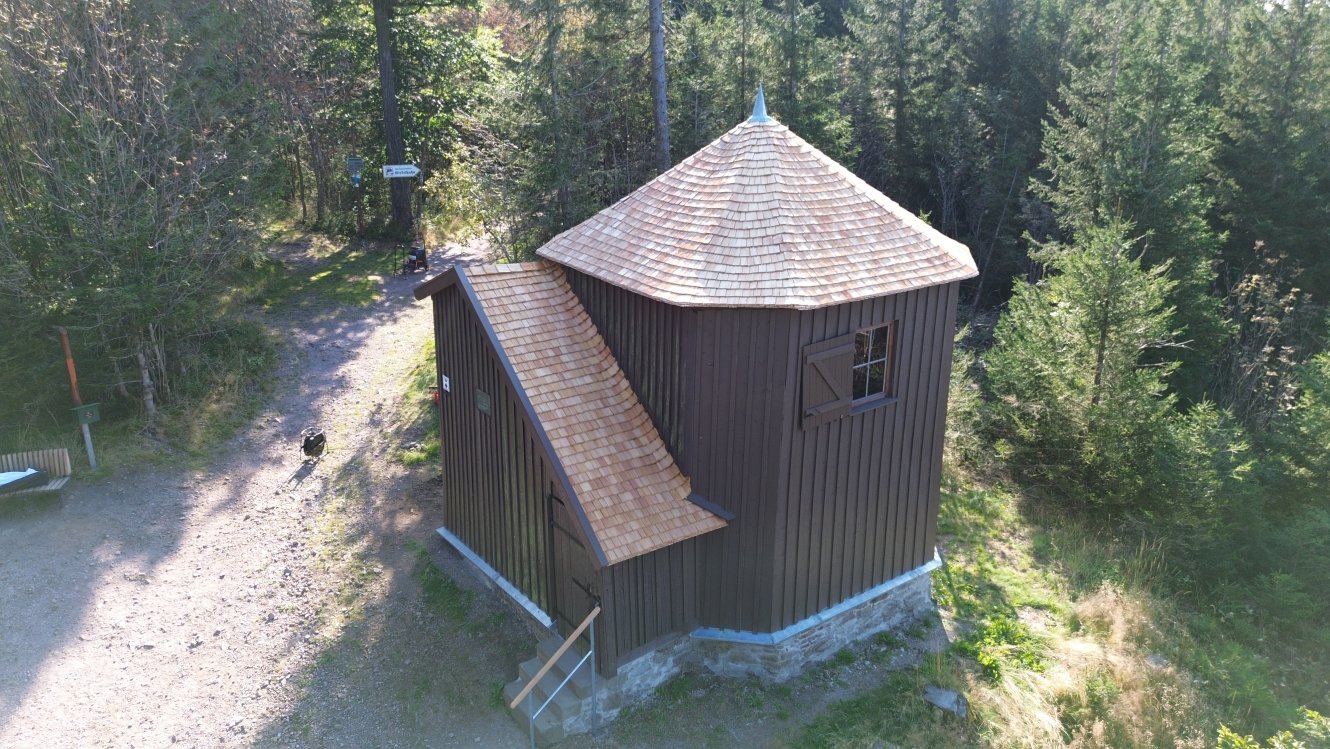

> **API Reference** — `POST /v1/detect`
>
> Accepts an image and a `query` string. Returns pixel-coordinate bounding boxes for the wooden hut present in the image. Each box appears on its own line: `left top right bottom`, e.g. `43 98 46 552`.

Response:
414 91 977 739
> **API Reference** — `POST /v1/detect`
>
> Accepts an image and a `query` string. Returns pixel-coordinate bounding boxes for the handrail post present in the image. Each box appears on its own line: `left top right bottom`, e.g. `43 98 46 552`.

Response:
527 691 535 749
590 616 599 733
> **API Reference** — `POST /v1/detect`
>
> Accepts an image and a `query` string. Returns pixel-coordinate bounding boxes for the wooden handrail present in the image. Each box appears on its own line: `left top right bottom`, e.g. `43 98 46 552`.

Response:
509 605 601 710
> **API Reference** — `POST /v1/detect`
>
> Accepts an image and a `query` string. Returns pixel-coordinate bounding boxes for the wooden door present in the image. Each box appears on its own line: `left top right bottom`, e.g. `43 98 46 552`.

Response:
547 493 598 638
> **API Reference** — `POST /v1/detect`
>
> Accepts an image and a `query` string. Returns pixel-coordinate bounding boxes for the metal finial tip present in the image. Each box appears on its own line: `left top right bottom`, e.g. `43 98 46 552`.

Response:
749 84 771 123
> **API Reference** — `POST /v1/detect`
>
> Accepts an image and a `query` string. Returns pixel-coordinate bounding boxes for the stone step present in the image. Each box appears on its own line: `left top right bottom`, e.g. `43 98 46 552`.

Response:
524 641 593 702
506 696 566 747
504 675 584 723
517 651 593 701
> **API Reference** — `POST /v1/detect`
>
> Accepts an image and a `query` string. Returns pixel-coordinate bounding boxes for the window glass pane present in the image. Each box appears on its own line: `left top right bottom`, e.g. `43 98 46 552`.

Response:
868 362 885 396
855 332 870 365
870 325 889 361
853 366 868 400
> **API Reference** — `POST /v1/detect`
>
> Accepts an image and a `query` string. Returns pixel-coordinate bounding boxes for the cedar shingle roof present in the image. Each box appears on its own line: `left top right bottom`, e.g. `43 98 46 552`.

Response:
537 117 978 309
463 261 727 565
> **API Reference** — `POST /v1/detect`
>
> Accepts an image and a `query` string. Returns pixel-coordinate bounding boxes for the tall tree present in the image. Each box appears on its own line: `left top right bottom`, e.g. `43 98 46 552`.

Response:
1217 0 1330 301
846 0 953 209
649 0 671 171
986 222 1179 504
1035 0 1226 399
768 0 850 155
309 0 492 236
372 0 415 237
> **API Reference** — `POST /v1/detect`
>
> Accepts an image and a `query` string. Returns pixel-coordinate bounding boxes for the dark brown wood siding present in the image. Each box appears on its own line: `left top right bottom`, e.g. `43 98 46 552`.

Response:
770 282 959 629
564 268 692 471
433 283 593 621
688 308 795 632
597 538 699 673
563 273 960 636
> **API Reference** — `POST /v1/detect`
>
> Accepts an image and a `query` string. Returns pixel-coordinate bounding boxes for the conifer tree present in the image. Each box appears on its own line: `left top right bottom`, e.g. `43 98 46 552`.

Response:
846 0 952 206
1035 0 1226 399
1218 0 1330 301
986 221 1178 505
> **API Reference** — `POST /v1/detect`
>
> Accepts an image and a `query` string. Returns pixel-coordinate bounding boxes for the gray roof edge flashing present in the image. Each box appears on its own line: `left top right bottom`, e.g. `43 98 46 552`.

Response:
437 526 555 630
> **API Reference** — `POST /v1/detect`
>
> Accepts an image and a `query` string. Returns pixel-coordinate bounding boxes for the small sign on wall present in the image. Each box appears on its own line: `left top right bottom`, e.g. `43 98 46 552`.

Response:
441 375 451 393
475 389 493 415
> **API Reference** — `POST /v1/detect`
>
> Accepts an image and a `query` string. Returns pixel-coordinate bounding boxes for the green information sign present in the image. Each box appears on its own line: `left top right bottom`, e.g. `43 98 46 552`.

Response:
72 402 101 425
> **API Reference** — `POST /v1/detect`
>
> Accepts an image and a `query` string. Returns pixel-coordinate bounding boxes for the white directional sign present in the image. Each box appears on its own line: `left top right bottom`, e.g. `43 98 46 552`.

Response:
382 164 420 178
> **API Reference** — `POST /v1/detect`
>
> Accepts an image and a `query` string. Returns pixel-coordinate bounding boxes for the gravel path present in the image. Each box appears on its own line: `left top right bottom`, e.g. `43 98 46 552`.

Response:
0 238 529 749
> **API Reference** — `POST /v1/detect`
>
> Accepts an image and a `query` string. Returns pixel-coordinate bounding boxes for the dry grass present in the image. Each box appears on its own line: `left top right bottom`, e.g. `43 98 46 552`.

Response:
956 582 1214 749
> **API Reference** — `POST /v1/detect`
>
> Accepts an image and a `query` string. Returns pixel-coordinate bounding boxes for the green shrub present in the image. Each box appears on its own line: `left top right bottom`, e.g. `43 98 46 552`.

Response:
985 221 1177 506
957 615 1046 682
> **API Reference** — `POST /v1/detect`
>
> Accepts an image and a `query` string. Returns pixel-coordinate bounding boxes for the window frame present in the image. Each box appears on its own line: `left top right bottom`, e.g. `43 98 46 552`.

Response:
850 321 897 411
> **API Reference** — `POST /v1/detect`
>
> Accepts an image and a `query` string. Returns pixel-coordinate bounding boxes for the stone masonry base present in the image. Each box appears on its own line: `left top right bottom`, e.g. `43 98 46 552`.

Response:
564 558 940 737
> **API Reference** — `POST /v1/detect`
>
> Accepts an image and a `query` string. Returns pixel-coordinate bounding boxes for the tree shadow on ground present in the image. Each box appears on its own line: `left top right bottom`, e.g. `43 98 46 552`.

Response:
251 472 534 749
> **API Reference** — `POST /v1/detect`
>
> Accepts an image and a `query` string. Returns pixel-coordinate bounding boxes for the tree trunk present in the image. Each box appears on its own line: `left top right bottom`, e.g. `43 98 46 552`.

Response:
785 0 799 123
303 117 329 226
737 0 749 121
136 344 158 427
542 0 570 223
293 140 307 224
649 0 671 172
372 0 413 239
894 0 909 157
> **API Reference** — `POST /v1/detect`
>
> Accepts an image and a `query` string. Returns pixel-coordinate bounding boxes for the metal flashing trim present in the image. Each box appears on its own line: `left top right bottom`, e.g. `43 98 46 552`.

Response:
690 553 942 646
686 492 736 522
436 526 555 630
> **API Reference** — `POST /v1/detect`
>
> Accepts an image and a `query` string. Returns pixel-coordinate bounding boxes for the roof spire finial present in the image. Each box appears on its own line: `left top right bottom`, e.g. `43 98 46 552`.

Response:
749 83 771 123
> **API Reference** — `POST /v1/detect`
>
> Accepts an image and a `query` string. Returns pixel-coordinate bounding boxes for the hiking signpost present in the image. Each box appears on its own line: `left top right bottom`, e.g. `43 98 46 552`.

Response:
382 164 420 178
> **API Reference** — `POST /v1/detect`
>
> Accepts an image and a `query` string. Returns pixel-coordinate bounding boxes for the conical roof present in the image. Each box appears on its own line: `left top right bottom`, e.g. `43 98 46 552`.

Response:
537 111 978 309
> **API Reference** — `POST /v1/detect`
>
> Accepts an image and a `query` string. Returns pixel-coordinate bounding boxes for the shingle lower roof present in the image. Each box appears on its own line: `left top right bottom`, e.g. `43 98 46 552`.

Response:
463 261 727 565
537 118 978 309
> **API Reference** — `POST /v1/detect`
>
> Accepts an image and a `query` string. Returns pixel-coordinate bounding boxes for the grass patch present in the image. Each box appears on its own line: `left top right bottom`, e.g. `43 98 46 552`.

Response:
796 658 974 749
392 338 440 466
488 681 506 710
800 464 1232 748
828 648 856 669
158 318 280 461
406 539 473 624
957 615 1046 682
228 236 389 310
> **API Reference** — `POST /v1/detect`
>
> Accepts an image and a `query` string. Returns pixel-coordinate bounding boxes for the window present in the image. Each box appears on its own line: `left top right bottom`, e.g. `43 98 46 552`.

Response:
801 321 897 429
852 323 895 403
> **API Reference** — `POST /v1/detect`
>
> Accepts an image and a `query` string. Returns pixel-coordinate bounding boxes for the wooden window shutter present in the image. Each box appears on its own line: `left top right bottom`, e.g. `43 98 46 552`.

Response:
802 333 856 429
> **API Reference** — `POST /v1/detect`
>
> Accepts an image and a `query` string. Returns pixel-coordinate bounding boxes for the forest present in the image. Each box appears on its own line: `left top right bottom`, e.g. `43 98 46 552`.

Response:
1 0 1328 745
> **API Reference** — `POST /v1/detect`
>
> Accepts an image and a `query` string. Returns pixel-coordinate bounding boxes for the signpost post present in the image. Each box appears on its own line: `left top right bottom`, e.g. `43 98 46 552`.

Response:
54 326 98 470
346 155 365 236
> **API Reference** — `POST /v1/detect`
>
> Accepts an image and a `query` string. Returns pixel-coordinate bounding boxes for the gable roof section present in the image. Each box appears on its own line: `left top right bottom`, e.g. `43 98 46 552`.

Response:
536 117 978 309
425 261 727 566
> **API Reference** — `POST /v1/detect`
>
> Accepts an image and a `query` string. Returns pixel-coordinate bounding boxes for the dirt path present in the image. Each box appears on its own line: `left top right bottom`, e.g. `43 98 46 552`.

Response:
0 239 529 749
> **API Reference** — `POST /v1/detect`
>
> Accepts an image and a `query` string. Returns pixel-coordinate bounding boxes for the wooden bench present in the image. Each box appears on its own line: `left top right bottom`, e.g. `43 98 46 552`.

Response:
0 448 72 496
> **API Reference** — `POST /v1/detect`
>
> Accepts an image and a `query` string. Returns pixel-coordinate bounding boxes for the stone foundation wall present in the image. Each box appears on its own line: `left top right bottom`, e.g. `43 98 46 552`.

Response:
564 561 938 736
